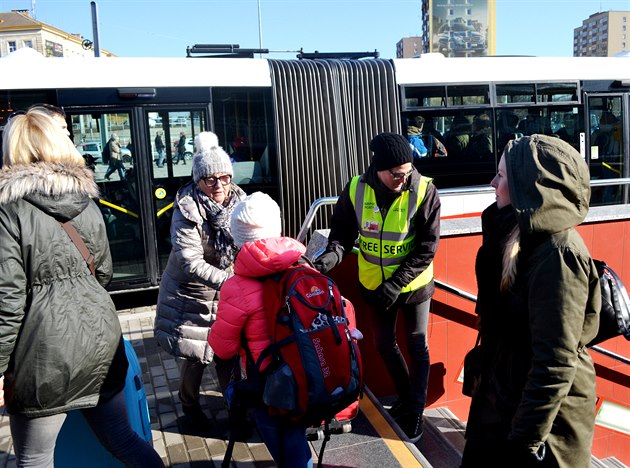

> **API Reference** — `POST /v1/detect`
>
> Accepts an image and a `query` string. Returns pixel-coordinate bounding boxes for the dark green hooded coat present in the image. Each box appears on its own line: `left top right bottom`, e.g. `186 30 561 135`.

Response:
0 162 124 417
464 135 601 468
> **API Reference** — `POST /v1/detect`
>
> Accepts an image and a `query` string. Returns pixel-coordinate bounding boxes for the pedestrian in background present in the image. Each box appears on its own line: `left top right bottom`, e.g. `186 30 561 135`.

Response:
461 135 600 467
104 133 125 180
154 131 244 430
0 108 163 467
175 132 187 165
155 131 166 168
314 132 440 442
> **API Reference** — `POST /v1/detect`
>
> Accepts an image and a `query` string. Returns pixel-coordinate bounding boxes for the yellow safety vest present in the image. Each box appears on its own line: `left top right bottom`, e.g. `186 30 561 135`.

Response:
349 175 434 292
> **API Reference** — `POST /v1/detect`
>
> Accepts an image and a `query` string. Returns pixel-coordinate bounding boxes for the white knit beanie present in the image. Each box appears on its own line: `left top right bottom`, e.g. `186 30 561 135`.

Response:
192 132 233 183
230 192 282 248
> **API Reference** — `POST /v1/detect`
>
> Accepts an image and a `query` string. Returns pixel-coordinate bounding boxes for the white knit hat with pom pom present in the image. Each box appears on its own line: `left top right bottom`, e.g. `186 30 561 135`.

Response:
192 131 233 183
230 192 282 248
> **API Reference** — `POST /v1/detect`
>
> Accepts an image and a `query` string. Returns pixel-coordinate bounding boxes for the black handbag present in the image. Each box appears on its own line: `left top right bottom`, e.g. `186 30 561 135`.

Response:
588 260 630 347
462 333 482 398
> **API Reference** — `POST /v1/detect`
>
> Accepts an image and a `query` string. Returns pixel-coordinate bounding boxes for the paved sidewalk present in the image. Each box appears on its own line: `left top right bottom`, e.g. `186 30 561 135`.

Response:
0 303 419 468
118 305 279 467
0 305 280 468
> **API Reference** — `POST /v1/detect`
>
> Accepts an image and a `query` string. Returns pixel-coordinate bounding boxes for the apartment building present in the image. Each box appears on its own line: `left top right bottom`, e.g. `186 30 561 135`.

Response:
574 11 629 57
396 36 423 58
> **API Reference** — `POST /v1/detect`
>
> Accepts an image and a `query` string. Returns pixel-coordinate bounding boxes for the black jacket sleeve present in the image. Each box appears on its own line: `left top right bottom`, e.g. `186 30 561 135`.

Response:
324 181 360 260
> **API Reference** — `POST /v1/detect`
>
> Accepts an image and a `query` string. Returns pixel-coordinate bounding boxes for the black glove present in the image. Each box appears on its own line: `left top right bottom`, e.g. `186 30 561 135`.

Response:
313 251 339 274
374 280 401 311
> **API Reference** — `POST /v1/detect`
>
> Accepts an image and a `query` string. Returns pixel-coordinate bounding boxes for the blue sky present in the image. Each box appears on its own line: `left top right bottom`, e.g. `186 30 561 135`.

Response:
1 0 629 58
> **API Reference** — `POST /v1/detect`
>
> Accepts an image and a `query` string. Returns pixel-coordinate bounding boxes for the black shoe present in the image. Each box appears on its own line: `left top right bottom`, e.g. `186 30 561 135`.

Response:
387 399 406 420
182 404 211 430
396 412 424 443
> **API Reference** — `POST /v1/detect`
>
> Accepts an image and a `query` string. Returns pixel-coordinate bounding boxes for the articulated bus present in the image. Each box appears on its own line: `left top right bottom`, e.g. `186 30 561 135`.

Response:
1 50 629 291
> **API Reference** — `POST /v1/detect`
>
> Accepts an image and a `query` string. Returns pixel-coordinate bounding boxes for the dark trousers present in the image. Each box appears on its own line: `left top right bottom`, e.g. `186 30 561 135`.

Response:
104 159 125 180
371 299 431 413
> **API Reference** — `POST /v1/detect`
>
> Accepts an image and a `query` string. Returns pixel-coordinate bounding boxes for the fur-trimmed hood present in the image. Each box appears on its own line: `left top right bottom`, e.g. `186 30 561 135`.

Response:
0 162 99 221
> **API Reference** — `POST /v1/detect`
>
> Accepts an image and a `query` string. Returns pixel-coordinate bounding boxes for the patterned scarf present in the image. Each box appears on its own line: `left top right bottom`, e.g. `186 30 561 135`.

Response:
193 185 241 270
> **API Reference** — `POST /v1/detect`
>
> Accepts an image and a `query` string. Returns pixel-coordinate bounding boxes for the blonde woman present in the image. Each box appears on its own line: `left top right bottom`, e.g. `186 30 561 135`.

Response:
462 135 600 467
0 108 163 467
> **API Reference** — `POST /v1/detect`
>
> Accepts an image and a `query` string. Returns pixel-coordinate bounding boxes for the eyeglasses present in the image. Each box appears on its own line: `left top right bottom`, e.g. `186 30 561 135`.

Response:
389 169 413 181
6 110 26 122
203 174 232 187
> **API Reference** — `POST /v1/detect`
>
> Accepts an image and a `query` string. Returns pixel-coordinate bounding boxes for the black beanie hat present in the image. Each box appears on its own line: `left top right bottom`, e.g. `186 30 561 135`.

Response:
369 132 413 171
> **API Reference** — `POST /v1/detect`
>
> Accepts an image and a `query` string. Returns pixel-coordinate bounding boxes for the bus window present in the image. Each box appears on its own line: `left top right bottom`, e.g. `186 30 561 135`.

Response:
588 95 625 205
166 110 205 177
403 111 496 187
212 87 276 187
71 111 147 282
495 106 583 155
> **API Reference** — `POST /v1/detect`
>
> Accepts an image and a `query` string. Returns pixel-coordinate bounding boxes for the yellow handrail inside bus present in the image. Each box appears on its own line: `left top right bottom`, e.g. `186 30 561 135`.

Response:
602 162 622 176
157 202 174 218
98 199 139 219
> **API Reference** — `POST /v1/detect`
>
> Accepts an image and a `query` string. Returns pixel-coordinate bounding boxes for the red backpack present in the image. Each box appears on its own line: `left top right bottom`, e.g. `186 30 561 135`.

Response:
223 261 363 468
255 261 363 426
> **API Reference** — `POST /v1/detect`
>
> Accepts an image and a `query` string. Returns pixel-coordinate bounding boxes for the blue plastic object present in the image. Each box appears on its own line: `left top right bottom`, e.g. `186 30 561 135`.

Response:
54 338 152 467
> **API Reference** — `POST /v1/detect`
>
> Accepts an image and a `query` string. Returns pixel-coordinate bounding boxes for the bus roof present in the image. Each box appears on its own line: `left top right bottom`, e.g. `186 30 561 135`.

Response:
0 50 272 90
392 54 630 85
3 50 630 91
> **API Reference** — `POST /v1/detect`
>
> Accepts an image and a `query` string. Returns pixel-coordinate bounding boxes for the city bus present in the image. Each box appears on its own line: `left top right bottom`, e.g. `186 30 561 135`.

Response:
1 49 629 291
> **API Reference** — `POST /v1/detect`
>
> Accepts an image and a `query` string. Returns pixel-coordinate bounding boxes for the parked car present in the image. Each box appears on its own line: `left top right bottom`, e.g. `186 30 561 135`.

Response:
76 141 131 164
75 141 102 160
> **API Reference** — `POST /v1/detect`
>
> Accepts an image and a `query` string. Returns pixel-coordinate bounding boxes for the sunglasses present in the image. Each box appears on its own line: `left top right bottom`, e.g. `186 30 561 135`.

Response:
203 174 232 187
5 110 26 122
389 169 413 181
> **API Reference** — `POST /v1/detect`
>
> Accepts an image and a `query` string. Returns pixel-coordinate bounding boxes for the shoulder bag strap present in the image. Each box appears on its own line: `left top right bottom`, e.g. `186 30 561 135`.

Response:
25 200 96 277
60 221 96 277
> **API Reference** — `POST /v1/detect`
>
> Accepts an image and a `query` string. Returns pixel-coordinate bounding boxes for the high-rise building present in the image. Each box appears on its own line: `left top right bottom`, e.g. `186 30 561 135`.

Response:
574 11 629 57
396 36 423 58
0 10 115 57
421 0 496 57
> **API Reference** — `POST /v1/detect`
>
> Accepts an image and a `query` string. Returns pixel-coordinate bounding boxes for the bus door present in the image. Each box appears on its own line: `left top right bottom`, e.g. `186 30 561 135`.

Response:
586 94 628 205
69 107 209 289
143 109 207 275
70 110 148 288
65 86 276 292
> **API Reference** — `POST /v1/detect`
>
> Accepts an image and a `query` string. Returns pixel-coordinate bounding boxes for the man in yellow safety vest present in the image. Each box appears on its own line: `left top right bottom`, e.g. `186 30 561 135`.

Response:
314 132 441 443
